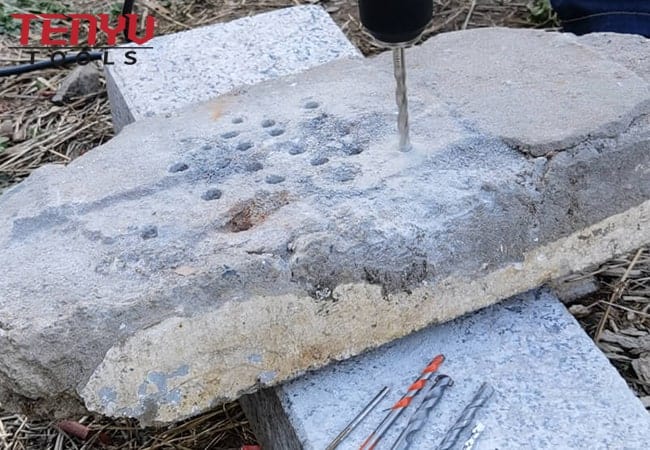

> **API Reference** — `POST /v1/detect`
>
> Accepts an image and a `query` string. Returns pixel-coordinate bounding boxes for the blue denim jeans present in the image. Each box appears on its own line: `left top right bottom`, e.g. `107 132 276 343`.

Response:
550 0 650 37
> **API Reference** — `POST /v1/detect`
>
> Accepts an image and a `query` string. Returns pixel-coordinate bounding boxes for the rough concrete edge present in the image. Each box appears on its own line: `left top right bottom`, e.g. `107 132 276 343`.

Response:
81 199 650 423
516 98 650 157
239 388 302 450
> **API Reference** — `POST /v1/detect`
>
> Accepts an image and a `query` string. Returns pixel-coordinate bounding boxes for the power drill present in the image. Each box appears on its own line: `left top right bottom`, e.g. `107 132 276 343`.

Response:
358 0 433 152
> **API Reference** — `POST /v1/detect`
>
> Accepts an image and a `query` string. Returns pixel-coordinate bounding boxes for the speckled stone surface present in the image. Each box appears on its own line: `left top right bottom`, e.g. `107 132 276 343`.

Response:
243 291 650 450
105 5 361 132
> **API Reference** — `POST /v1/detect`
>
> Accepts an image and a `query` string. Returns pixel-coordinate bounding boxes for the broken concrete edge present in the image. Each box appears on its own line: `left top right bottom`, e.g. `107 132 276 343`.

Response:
106 4 362 132
80 199 650 424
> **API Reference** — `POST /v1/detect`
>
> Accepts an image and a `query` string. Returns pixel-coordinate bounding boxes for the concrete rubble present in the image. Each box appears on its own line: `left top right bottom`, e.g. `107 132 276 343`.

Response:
0 27 648 423
52 64 102 105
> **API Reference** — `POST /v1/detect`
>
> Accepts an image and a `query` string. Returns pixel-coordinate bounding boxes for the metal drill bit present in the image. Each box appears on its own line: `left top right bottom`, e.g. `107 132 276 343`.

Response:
390 375 454 450
326 387 390 450
462 422 486 450
437 383 494 450
392 47 411 152
360 355 445 450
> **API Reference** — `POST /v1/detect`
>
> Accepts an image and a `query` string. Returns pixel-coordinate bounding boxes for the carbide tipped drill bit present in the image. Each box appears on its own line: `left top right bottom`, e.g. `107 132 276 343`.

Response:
360 355 445 450
326 387 389 450
462 422 486 450
390 375 454 450
437 382 494 450
392 47 411 152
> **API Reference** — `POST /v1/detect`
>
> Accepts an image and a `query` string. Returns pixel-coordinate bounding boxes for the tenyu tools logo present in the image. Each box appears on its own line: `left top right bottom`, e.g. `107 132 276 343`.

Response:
9 13 156 66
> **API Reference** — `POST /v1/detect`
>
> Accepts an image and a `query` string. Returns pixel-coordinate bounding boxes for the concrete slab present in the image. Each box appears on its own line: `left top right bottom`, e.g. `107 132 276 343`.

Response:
105 5 361 132
1 29 649 423
241 291 650 450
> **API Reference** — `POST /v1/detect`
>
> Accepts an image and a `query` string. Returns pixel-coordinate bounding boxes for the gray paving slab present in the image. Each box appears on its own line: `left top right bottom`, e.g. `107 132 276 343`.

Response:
105 5 361 132
242 291 650 450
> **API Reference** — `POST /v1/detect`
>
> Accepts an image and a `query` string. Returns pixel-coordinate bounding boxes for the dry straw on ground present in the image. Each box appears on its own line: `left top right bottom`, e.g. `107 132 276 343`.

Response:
1 1 646 450
568 248 650 407
0 402 255 449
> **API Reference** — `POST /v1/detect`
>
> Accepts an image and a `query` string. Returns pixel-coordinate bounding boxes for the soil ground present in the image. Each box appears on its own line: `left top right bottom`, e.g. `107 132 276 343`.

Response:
0 1 647 449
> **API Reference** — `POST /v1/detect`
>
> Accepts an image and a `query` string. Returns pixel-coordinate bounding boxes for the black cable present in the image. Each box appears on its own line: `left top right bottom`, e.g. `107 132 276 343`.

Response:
0 0 135 77
0 52 103 77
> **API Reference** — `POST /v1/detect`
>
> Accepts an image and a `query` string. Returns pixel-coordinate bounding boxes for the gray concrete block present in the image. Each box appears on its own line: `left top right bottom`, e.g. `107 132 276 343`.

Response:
242 291 650 450
1 29 649 423
105 5 361 132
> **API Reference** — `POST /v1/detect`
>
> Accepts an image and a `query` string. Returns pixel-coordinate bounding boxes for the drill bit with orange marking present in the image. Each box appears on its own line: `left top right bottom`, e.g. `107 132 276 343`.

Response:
359 354 445 450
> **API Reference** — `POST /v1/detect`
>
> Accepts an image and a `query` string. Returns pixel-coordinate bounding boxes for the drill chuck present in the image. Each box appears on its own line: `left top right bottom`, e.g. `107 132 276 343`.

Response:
358 0 433 45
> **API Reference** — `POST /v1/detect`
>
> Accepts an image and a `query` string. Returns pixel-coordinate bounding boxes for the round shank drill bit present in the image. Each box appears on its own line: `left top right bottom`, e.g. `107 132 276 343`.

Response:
326 387 390 450
393 47 412 152
437 382 495 450
360 355 445 450
390 375 454 450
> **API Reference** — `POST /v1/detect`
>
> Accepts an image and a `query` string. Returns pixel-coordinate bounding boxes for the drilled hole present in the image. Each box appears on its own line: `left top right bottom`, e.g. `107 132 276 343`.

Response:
169 162 189 173
246 161 264 172
287 143 306 155
261 119 276 128
141 225 158 240
266 175 285 185
269 128 285 137
310 156 329 166
304 101 320 109
232 117 244 124
237 142 254 152
343 143 364 156
202 188 223 201
221 131 239 139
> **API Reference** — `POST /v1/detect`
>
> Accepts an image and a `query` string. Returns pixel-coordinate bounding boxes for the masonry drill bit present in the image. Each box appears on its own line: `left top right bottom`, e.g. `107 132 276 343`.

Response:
390 375 454 450
360 354 445 450
326 387 390 450
437 382 494 450
393 47 411 152
462 422 486 450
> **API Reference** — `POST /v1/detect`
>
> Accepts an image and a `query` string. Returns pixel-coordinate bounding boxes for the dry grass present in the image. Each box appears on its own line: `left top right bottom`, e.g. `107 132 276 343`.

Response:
567 248 650 408
0 402 256 449
3 1 646 450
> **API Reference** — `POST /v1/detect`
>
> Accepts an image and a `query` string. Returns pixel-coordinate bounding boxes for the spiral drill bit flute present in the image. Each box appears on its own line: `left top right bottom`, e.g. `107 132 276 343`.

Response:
358 0 433 152
360 355 445 450
390 375 454 450
437 382 495 450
